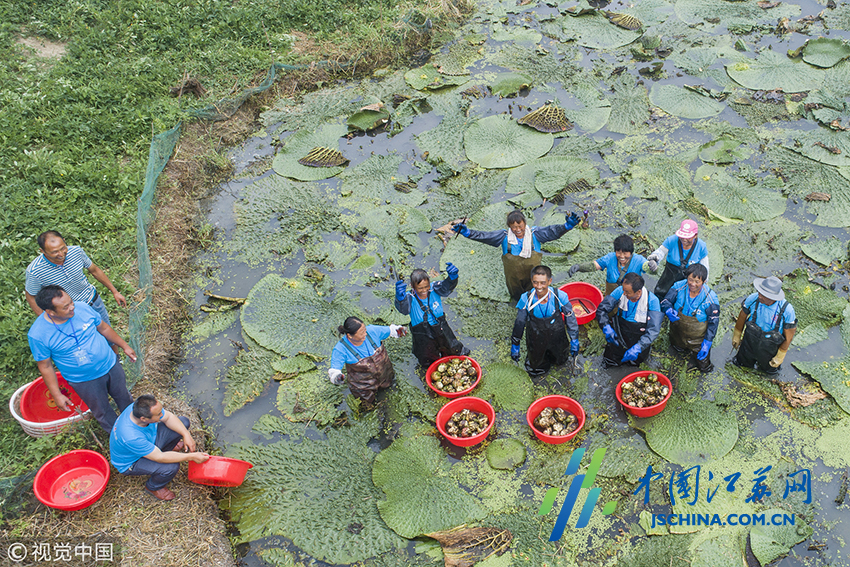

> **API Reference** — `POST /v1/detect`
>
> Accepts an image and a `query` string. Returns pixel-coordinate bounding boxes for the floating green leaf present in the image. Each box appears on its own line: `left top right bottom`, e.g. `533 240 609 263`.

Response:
650 84 725 119
629 155 694 200
489 72 532 97
725 50 823 93
372 432 486 538
386 376 442 423
271 354 317 378
342 204 431 264
750 510 812 566
801 238 846 266
607 80 650 135
675 0 800 31
464 114 554 169
698 136 749 164
550 12 642 50
191 309 239 341
339 153 425 209
405 64 469 91
506 156 599 200
476 363 535 412
563 86 613 133
783 269 847 339
273 123 349 181
486 439 527 470
694 165 786 222
229 414 404 564
223 347 279 416
597 434 660 484
415 92 474 172
348 107 391 132
632 398 739 465
802 38 850 69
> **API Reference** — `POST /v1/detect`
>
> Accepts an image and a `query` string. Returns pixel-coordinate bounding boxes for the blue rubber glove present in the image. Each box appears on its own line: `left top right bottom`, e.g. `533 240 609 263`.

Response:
451 223 470 237
446 262 459 280
622 343 642 363
564 211 581 231
510 344 521 362
570 339 580 356
665 308 680 322
697 339 712 360
395 280 407 302
602 324 618 344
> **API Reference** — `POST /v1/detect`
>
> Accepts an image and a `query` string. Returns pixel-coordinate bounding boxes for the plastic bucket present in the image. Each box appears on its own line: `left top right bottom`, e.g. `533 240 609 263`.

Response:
20 372 90 423
425 356 482 398
616 371 672 418
436 397 495 447
188 456 254 487
33 449 110 511
559 282 603 325
526 395 586 444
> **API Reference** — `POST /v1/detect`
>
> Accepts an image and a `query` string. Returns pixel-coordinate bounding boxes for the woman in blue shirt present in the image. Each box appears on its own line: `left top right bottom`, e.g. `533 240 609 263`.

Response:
646 219 709 300
660 264 720 373
569 234 648 295
394 264 469 368
510 265 580 377
328 317 407 404
451 209 581 301
731 276 797 374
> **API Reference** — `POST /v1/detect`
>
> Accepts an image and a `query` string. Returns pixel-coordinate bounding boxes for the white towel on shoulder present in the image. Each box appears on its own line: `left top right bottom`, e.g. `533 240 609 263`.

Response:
619 288 649 323
507 225 533 258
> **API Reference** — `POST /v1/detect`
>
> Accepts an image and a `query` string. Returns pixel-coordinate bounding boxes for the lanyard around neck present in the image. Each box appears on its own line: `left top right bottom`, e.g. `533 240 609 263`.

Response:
47 314 81 349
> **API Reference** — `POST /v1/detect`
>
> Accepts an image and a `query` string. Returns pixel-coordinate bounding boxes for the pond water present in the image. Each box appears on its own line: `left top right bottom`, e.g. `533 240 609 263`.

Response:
177 0 850 565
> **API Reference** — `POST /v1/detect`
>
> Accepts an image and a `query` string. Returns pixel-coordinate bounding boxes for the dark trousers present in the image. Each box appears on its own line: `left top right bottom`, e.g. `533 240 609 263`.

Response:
71 361 134 432
122 416 190 491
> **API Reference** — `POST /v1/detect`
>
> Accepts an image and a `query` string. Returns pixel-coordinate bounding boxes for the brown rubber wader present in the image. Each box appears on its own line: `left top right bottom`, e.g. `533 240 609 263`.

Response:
341 336 395 404
670 314 713 372
502 251 543 301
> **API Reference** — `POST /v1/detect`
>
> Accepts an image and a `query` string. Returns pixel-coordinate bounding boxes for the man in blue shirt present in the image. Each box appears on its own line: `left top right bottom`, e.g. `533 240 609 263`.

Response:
110 394 209 501
596 273 662 367
452 209 581 300
660 264 720 373
732 276 797 374
510 265 580 377
27 285 136 432
569 234 648 295
646 219 709 300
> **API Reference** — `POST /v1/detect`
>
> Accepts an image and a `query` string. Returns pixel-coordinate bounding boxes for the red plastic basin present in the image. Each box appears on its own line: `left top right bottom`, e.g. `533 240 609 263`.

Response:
526 395 586 444
33 450 110 511
425 356 482 399
188 456 253 487
436 397 495 447
616 371 672 418
20 373 90 423
559 282 603 325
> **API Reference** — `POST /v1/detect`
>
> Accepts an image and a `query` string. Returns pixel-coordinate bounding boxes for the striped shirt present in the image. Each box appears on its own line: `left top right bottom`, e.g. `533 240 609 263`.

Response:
25 246 96 304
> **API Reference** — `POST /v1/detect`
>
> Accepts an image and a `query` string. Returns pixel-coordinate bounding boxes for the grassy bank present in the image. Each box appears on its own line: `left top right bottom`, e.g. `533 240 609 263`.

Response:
0 0 468 486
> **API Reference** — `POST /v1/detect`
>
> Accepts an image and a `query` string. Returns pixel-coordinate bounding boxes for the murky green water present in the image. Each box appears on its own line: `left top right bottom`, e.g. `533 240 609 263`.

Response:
178 0 850 565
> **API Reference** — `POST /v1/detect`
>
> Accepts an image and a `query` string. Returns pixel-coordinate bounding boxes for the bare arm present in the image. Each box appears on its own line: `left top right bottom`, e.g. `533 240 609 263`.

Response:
26 291 42 315
780 327 796 351
143 410 208 463
36 358 72 411
96 321 137 362
88 263 126 307
734 309 748 332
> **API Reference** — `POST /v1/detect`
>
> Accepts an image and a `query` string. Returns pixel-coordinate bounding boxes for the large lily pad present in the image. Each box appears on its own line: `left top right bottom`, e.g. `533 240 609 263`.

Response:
632 398 739 465
223 346 278 416
415 92 474 172
694 165 786 222
241 275 361 358
675 0 800 32
464 114 554 169
273 123 349 181
486 438 527 470
649 84 725 119
505 156 599 200
783 269 847 345
228 414 404 564
750 510 812 566
606 79 649 135
475 362 535 412
699 137 749 165
794 358 850 417
801 238 846 266
276 368 344 426
551 12 642 50
802 38 850 69
372 432 486 538
342 204 431 265
563 85 613 133
725 50 823 93
489 72 531 97
339 153 426 210
629 154 694 200
405 64 469 91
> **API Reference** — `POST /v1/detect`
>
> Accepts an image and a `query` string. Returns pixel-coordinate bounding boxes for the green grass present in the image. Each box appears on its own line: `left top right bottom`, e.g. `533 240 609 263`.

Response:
0 0 467 478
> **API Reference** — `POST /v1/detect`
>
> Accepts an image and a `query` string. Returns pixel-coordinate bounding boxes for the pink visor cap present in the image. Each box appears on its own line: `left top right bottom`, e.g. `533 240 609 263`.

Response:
675 219 699 239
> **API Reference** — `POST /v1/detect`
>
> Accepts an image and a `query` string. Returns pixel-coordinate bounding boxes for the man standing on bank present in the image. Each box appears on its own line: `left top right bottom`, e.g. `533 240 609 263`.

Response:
110 394 210 501
510 265 580 377
646 219 709 300
596 273 662 367
731 276 797 374
25 230 127 326
27 285 136 432
451 209 582 301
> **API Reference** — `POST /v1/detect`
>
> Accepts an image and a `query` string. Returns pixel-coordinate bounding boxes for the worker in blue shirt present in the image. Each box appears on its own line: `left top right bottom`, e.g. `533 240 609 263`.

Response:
394 264 469 368
732 276 797 374
596 273 662 367
451 209 581 301
660 264 720 373
328 317 408 404
646 219 709 300
569 234 648 295
510 265 580 377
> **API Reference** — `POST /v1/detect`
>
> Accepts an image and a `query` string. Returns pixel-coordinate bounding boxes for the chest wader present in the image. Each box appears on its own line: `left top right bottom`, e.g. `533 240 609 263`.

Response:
341 335 395 405
410 294 468 368
502 251 543 301
670 294 712 372
603 315 651 367
524 294 570 377
654 238 698 300
736 301 789 372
